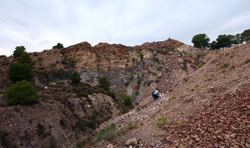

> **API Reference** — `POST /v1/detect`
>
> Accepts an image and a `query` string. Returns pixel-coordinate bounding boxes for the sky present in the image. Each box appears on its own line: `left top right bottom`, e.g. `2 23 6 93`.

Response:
0 0 250 56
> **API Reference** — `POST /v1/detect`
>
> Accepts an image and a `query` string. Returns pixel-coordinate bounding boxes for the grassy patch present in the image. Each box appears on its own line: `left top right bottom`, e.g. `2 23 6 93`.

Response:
229 54 235 58
197 64 203 69
157 66 163 71
220 63 229 68
128 122 139 130
124 82 130 87
172 121 186 128
152 57 160 64
156 115 168 128
97 124 119 142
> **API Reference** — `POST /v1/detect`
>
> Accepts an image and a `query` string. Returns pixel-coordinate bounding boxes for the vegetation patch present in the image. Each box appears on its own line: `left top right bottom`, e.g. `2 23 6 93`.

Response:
220 63 229 68
6 80 39 106
172 121 186 128
128 122 139 130
0 55 6 59
157 66 163 71
156 115 168 128
124 82 130 87
124 95 132 107
97 124 119 142
197 64 204 69
152 56 160 63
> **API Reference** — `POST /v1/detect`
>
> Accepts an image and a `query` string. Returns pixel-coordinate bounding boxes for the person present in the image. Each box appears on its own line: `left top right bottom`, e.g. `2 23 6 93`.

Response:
152 88 160 102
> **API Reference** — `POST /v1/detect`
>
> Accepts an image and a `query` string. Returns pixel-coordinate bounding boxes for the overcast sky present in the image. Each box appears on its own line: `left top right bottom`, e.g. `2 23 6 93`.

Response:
0 0 250 56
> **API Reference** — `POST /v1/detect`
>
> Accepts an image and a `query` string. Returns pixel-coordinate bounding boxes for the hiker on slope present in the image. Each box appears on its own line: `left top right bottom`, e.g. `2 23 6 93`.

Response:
152 88 161 102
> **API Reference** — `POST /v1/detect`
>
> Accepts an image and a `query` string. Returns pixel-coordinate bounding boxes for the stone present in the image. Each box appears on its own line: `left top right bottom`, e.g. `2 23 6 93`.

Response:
230 133 236 138
106 144 113 148
137 97 151 110
49 82 57 86
125 138 137 146
157 72 162 78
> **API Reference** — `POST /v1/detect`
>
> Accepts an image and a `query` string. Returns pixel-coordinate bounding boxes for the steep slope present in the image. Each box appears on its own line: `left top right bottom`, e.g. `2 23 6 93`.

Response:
88 43 250 147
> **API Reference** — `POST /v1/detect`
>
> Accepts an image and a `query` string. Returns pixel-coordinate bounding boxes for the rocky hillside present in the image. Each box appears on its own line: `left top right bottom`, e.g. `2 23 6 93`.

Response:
0 39 249 147
0 38 185 147
87 42 250 147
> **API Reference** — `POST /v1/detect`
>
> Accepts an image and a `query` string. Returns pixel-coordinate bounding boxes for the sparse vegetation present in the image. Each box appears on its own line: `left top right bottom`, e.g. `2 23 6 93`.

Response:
98 76 110 91
220 63 229 68
50 63 56 68
7 62 34 81
229 54 235 58
192 33 210 49
172 121 186 128
139 53 143 60
17 53 35 66
128 122 139 129
70 72 81 84
157 66 163 71
124 82 129 87
52 43 64 49
97 124 118 142
181 59 187 70
156 115 168 128
0 55 6 59
197 64 203 69
6 80 39 106
152 56 160 63
124 95 132 107
13 46 26 58
37 123 45 137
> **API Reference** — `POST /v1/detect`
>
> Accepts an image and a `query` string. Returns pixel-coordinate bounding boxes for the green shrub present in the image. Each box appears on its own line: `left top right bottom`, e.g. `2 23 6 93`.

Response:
7 62 33 81
13 46 26 58
157 66 163 71
33 52 38 56
98 76 110 91
156 115 168 128
0 55 6 59
76 142 85 148
152 57 160 63
197 64 203 69
172 121 186 128
128 122 138 129
97 124 118 142
50 63 56 68
61 59 67 65
70 72 81 84
124 95 132 106
52 43 64 49
124 82 129 87
220 63 229 68
17 53 34 66
140 53 143 60
6 80 39 106
181 59 187 70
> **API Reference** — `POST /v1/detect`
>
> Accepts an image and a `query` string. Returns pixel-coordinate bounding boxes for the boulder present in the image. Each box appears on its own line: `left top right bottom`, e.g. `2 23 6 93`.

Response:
137 97 152 110
125 138 137 146
106 144 113 148
157 71 162 78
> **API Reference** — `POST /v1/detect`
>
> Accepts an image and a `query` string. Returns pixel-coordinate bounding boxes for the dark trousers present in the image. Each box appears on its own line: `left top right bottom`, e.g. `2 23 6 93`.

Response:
153 94 159 101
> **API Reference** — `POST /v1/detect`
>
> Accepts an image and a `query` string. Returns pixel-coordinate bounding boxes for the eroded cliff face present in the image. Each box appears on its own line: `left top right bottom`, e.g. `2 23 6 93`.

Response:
61 38 184 95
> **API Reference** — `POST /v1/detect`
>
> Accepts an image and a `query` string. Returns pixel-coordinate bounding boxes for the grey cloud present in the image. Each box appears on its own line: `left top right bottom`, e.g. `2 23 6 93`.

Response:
0 0 250 56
